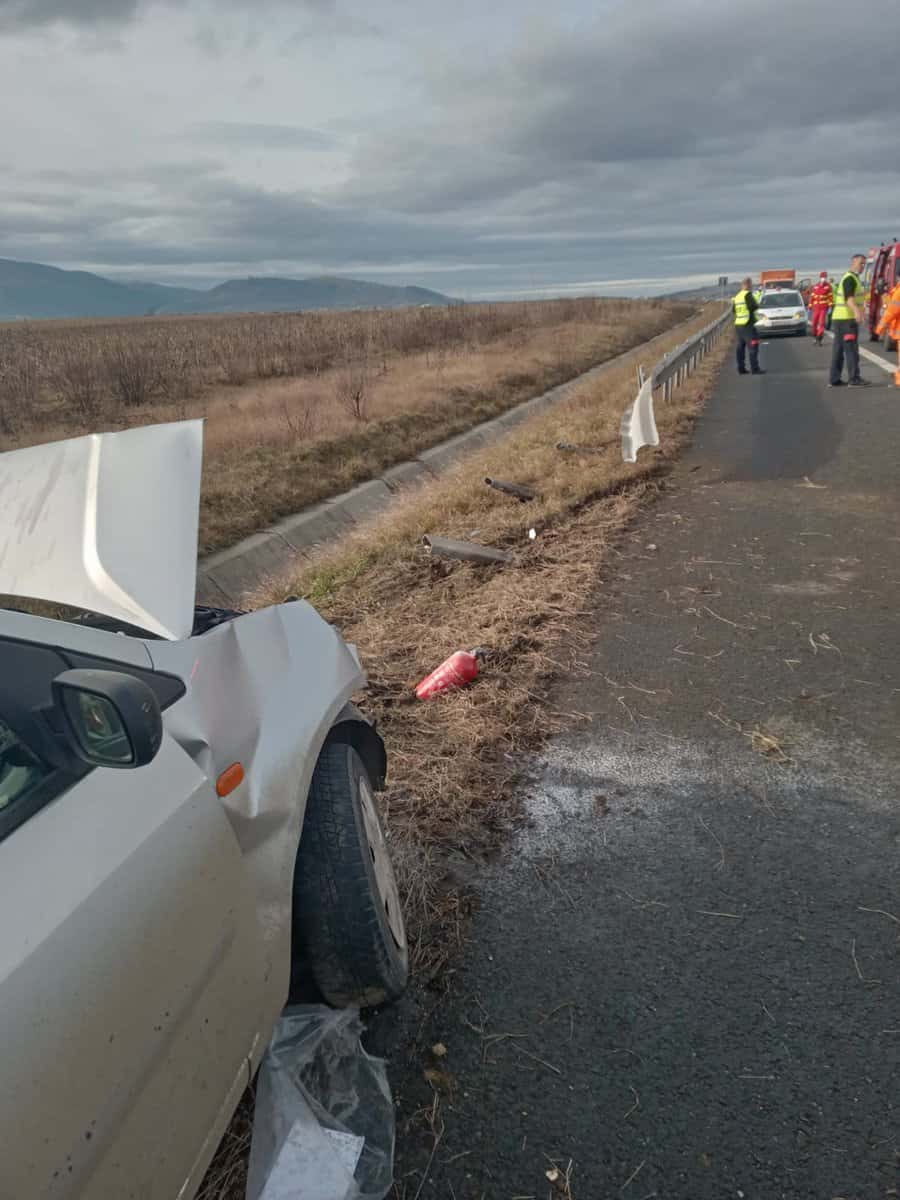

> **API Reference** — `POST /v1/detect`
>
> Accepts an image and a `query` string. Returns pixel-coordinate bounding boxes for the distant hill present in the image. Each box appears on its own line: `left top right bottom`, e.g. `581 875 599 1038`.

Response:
663 283 732 302
0 258 453 320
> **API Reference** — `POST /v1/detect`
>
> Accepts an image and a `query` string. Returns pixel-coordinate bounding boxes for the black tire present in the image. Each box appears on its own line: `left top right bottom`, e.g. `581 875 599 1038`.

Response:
291 742 408 1008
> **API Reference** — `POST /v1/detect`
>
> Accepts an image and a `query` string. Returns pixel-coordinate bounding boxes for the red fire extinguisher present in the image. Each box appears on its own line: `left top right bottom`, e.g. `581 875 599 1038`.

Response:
415 648 486 700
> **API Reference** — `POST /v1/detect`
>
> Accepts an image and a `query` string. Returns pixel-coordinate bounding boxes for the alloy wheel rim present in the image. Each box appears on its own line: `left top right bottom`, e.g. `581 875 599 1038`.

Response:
359 777 407 952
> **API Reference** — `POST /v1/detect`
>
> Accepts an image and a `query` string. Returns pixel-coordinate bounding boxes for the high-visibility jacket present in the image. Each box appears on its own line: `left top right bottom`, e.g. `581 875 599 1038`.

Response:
733 289 754 326
875 282 900 340
832 271 862 322
810 282 834 308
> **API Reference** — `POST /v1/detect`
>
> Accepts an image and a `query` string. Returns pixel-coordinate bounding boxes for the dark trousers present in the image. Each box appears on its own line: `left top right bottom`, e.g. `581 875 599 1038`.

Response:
830 319 861 384
735 325 760 373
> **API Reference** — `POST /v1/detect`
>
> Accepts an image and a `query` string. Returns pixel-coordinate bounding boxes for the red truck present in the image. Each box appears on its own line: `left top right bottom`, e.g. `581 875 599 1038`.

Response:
864 240 900 347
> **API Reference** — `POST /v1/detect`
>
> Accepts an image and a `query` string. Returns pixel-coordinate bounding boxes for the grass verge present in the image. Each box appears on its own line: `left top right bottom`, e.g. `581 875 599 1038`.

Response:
197 301 688 553
0 298 690 556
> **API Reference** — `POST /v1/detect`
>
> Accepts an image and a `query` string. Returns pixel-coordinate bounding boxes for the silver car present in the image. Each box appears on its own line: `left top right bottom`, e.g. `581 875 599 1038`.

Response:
0 420 408 1200
754 288 808 337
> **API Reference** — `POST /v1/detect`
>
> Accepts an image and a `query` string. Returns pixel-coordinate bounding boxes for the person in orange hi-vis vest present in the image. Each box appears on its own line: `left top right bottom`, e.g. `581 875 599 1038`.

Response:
809 272 834 345
874 279 900 385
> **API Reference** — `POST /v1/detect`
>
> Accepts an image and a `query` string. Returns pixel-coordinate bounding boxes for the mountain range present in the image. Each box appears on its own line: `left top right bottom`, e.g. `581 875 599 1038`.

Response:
0 257 453 320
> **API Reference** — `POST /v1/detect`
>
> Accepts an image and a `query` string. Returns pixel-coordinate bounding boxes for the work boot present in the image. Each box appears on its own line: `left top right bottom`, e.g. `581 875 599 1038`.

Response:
751 368 766 375
737 368 749 375
828 380 845 388
848 378 871 387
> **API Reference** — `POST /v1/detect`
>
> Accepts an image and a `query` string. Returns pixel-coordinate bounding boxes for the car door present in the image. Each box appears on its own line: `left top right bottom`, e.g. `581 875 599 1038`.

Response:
0 648 267 1200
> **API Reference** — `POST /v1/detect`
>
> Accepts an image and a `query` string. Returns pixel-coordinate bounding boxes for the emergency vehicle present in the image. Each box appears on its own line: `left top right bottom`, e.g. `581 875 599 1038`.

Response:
864 241 900 348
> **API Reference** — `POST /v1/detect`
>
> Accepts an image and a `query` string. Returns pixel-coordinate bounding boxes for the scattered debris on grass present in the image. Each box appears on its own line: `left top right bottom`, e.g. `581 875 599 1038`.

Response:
556 440 616 455
251 309 728 978
484 476 538 501
415 648 484 701
422 533 512 565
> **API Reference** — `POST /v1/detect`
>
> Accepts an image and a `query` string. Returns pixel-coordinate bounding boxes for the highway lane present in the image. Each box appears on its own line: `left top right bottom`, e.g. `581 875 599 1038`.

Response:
380 333 900 1200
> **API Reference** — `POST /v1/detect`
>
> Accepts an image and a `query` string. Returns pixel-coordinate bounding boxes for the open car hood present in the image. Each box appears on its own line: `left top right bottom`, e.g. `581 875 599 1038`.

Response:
0 420 203 640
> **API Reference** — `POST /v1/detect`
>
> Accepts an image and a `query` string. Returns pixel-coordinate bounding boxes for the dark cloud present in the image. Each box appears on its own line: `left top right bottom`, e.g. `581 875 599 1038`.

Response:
190 122 339 151
347 0 899 227
0 0 335 29
0 0 145 27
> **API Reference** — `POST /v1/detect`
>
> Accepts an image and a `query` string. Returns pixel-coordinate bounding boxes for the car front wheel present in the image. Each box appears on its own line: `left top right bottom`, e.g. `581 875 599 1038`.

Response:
291 742 409 1008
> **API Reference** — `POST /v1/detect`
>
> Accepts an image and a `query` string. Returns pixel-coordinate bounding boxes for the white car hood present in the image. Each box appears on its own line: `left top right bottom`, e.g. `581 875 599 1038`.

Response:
0 420 203 640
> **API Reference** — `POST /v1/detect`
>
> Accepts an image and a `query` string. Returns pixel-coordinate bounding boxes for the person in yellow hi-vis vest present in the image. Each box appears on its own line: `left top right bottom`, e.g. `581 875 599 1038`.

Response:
732 278 763 376
829 254 869 388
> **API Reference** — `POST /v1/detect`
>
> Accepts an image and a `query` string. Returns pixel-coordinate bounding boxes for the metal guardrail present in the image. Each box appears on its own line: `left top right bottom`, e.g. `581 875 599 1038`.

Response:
622 307 730 462
653 308 730 396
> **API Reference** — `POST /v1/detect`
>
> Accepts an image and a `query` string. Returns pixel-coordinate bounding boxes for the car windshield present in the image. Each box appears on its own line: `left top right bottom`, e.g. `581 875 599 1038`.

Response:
760 291 802 309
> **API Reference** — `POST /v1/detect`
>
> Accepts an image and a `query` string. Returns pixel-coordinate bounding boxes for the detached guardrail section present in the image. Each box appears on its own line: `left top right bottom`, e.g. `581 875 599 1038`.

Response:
621 308 730 463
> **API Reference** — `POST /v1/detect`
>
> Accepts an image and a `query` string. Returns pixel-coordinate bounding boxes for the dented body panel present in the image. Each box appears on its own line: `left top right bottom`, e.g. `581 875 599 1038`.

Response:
0 424 374 1200
0 600 365 1200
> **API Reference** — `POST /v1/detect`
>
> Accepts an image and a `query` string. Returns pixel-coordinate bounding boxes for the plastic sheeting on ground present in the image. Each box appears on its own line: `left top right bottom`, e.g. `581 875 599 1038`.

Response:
246 1007 394 1200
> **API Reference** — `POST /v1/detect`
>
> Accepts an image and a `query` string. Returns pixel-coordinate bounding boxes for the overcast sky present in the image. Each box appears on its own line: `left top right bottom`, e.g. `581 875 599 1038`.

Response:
1 0 897 297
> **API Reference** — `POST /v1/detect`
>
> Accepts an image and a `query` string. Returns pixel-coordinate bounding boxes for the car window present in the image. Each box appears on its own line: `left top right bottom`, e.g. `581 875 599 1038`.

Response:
760 291 802 308
0 719 52 815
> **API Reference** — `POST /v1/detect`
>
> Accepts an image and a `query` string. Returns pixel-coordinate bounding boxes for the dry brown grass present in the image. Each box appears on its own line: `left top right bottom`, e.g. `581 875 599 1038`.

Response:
198 308 727 1200
0 298 690 553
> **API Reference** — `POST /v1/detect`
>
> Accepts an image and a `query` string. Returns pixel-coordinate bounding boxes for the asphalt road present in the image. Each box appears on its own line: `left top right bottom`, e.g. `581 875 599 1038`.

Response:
378 332 900 1200
858 330 898 374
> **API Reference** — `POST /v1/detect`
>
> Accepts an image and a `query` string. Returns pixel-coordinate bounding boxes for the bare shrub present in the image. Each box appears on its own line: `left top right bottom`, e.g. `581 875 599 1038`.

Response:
334 360 371 422
279 392 320 440
0 378 19 440
103 337 159 408
54 343 104 420
156 337 198 402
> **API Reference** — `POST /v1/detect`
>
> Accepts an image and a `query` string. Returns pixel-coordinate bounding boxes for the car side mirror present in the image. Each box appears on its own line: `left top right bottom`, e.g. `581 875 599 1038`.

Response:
52 669 163 769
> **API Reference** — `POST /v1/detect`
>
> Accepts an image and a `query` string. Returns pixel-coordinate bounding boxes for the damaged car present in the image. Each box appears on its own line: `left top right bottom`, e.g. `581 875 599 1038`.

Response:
0 419 408 1200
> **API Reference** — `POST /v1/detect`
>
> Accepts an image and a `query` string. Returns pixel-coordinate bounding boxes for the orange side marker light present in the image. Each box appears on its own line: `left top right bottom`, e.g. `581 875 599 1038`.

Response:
216 763 245 797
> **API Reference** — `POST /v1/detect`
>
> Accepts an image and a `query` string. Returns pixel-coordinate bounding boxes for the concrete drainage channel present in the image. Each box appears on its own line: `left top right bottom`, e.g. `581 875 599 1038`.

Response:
197 311 712 605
